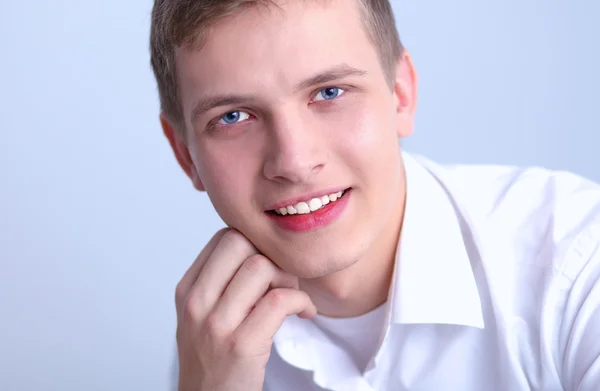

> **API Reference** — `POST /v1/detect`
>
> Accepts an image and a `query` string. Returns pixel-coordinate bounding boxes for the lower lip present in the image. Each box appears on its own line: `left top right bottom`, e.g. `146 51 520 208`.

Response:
266 189 351 233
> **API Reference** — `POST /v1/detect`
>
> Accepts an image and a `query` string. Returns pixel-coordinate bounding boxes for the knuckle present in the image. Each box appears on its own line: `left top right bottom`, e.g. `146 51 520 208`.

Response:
242 254 268 274
181 295 204 323
221 229 243 245
214 227 231 238
266 289 285 307
204 313 226 338
221 229 255 254
174 283 187 306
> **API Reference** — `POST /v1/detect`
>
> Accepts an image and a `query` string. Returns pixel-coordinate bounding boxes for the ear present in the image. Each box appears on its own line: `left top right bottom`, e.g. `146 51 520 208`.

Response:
160 114 206 191
392 50 418 138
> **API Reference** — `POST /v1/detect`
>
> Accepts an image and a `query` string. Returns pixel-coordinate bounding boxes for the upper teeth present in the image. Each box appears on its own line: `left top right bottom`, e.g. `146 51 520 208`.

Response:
275 190 345 215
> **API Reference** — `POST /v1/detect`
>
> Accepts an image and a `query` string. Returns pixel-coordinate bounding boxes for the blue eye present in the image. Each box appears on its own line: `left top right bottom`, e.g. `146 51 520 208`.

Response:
217 111 251 125
314 87 345 102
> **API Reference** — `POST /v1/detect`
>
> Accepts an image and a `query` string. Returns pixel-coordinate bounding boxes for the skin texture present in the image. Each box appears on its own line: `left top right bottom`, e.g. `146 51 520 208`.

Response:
164 0 417 317
161 1 417 389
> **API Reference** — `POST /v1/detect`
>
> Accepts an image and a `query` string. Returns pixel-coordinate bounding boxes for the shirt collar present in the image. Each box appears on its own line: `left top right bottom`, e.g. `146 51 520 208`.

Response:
269 152 485 388
388 152 484 329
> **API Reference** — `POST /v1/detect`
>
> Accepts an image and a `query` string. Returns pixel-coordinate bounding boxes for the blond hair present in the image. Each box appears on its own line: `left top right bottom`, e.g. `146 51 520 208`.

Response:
150 0 403 132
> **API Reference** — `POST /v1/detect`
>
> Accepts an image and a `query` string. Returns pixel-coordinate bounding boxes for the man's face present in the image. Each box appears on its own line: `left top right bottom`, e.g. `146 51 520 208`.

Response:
166 0 416 278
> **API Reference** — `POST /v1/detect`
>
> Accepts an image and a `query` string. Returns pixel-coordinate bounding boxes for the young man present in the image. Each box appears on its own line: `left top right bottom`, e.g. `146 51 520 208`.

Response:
150 0 600 390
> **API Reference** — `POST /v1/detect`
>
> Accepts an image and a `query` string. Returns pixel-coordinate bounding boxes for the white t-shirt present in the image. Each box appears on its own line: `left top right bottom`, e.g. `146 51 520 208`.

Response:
311 304 387 373
263 152 600 391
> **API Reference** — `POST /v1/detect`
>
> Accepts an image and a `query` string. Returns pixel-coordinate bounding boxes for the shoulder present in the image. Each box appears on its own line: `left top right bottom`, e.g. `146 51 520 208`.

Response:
407 153 600 389
411 153 600 245
408 152 600 286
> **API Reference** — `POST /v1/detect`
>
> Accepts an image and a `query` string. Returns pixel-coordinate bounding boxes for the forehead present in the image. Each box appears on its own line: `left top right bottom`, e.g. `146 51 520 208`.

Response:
175 0 382 117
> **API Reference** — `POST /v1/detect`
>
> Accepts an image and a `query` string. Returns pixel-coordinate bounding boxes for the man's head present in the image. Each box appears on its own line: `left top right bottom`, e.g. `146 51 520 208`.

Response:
151 0 405 134
150 0 417 278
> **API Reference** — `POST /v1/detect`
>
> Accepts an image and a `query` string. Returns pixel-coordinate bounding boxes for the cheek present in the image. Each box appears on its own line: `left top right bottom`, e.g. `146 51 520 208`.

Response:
193 143 260 218
333 100 399 176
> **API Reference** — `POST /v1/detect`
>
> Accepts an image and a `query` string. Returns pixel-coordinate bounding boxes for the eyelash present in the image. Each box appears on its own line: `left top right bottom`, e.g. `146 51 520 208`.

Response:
207 86 347 131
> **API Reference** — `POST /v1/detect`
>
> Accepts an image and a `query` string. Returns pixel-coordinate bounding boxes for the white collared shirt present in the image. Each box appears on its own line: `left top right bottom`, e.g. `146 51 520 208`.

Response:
264 153 600 391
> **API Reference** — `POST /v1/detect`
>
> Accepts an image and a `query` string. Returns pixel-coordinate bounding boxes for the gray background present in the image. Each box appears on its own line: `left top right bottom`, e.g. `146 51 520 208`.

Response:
1 0 598 390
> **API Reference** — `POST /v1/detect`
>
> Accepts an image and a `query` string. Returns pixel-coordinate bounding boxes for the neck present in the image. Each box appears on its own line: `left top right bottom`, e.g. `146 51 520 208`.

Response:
299 171 406 318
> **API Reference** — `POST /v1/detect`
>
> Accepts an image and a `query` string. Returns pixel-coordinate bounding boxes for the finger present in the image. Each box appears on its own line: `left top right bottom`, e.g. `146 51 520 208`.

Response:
235 288 317 348
175 228 229 313
186 230 258 318
212 254 299 332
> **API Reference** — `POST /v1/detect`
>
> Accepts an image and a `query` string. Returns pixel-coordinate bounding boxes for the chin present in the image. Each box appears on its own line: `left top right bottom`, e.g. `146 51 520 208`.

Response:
265 243 363 279
287 258 357 279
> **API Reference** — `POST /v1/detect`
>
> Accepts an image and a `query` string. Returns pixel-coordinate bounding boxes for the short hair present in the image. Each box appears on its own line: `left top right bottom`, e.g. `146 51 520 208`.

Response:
149 0 404 133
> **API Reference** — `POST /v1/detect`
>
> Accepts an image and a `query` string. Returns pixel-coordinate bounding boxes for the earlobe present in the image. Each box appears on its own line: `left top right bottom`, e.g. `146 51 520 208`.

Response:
393 51 418 138
160 114 206 192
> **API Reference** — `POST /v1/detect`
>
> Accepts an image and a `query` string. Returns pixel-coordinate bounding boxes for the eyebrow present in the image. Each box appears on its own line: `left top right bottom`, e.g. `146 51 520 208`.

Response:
191 94 254 121
294 63 367 92
191 63 367 120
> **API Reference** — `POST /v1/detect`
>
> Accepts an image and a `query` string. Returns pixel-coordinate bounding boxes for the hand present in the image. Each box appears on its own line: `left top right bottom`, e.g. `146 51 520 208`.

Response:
175 229 317 391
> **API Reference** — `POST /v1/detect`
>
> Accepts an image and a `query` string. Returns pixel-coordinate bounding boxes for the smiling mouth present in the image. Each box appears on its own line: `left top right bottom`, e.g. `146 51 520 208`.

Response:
269 189 349 216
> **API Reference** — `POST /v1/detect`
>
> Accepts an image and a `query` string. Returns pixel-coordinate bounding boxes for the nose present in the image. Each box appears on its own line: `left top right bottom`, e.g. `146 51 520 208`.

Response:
262 111 325 184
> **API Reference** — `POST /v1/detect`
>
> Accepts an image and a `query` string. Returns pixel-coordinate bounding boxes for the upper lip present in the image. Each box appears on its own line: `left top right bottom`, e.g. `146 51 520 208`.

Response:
265 187 350 211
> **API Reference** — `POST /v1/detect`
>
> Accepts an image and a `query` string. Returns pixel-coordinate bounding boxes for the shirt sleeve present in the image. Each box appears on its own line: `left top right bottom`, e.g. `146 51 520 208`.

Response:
559 216 600 391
